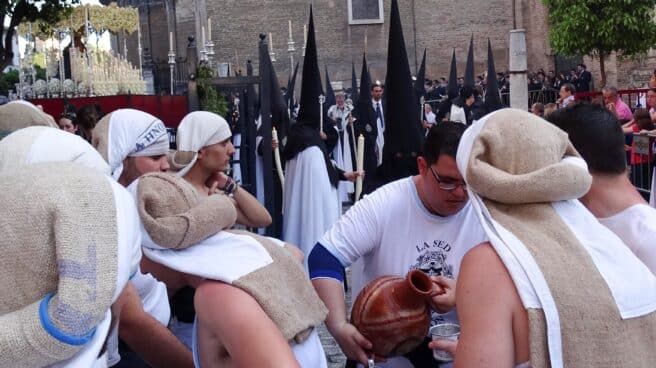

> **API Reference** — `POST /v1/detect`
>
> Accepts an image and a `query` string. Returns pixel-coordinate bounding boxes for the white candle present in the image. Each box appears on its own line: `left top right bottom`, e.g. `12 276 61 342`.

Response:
303 24 307 46
208 18 212 41
169 32 173 52
201 26 206 47
288 20 293 39
269 32 274 52
355 134 365 201
272 127 285 187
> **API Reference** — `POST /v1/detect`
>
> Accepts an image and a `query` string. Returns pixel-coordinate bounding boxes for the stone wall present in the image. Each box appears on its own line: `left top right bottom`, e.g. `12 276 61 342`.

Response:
164 0 554 87
125 0 656 93
586 51 656 91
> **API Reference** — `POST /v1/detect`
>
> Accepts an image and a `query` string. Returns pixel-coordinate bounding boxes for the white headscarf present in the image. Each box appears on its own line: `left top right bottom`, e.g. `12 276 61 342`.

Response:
173 111 232 177
98 109 170 179
0 126 110 175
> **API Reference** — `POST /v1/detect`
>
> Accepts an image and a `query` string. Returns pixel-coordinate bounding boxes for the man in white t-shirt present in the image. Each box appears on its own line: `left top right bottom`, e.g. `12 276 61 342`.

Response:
547 103 656 274
309 123 488 367
422 103 437 134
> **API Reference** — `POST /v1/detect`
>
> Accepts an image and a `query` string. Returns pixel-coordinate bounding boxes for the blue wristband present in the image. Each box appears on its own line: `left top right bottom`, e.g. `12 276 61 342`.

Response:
39 293 96 346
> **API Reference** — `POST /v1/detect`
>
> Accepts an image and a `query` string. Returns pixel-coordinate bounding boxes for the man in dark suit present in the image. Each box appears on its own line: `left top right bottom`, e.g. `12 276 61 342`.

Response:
577 63 592 92
352 83 384 194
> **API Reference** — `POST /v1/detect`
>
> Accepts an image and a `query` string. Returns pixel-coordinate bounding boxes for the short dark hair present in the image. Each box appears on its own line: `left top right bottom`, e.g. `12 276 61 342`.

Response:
546 103 626 175
76 104 101 131
423 122 466 165
459 86 474 99
633 108 654 131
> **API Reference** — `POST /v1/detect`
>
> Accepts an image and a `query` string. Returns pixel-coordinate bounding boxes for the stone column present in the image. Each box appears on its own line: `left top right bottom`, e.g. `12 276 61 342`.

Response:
509 29 528 111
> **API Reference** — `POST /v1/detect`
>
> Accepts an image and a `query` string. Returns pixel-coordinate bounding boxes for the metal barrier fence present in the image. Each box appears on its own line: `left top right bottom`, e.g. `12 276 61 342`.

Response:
575 88 649 110
166 128 177 150
629 133 655 200
424 88 559 110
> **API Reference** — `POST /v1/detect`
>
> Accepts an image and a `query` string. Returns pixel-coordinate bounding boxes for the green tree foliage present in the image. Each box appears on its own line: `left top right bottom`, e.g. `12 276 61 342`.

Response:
0 1 78 71
0 69 19 95
197 64 228 118
543 0 656 88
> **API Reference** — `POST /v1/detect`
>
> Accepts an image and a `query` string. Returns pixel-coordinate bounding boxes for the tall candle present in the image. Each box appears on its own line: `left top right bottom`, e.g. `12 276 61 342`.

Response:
288 20 293 39
208 18 212 40
272 127 285 187
303 24 307 46
355 134 365 201
169 32 173 52
269 32 274 52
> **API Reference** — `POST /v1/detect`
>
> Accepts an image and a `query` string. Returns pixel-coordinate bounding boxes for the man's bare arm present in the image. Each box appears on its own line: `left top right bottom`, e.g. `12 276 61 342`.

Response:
117 283 194 368
454 242 527 368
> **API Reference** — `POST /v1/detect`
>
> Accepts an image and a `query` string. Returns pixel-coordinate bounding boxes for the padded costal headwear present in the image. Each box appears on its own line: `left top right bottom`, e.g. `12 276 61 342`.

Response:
0 163 141 367
460 109 591 203
172 111 232 177
0 100 57 139
92 108 169 179
0 126 110 175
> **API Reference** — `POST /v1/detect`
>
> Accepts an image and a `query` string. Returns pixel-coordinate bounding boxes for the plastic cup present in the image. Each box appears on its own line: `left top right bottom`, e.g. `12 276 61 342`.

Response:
429 323 460 361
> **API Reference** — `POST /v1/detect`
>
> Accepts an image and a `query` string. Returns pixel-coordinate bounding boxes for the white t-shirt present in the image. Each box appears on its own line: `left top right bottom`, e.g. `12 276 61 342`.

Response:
425 111 436 125
318 177 488 368
449 105 466 124
598 204 656 275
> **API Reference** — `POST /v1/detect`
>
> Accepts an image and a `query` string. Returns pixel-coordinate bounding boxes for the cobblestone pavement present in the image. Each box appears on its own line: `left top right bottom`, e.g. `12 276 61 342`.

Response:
318 268 352 368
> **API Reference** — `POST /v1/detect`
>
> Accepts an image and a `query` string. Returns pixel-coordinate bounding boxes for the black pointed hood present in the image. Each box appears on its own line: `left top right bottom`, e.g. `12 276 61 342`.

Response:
324 65 336 113
296 6 323 128
354 53 372 122
286 61 299 112
414 48 426 99
381 0 423 182
258 34 288 132
351 61 359 105
464 36 475 88
263 44 290 141
484 38 503 113
447 49 458 99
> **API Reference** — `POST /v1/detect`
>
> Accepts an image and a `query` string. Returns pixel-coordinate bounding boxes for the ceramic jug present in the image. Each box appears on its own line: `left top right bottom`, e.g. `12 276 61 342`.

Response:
351 269 434 357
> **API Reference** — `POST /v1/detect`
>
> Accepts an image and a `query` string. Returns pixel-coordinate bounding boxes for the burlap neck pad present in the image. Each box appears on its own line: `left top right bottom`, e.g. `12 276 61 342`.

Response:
0 163 118 367
134 173 327 342
485 202 656 367
0 101 57 140
92 113 111 164
458 109 656 367
135 172 238 249
229 229 328 343
0 126 110 175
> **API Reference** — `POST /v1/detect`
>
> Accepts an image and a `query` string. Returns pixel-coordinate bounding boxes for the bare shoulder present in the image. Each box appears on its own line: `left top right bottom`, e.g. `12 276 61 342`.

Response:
458 242 518 311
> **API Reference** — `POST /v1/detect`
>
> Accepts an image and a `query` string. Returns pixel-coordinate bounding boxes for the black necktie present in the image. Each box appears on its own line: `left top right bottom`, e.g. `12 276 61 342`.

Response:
376 102 384 129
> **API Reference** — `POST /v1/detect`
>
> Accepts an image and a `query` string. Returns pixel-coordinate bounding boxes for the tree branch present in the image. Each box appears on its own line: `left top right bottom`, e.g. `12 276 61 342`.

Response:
1 1 26 71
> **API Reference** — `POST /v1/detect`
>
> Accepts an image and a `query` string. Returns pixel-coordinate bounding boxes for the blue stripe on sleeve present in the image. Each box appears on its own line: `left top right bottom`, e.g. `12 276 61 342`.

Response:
308 243 345 282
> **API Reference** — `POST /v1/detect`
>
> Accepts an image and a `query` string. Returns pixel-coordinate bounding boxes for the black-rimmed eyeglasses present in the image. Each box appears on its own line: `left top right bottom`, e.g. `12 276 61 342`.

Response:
429 166 466 191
